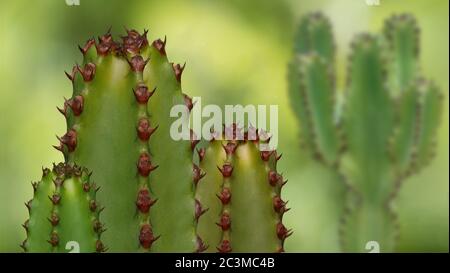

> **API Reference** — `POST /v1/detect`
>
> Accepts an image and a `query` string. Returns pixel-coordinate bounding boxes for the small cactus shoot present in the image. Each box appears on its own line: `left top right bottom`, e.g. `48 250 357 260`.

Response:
196 126 290 252
22 163 104 253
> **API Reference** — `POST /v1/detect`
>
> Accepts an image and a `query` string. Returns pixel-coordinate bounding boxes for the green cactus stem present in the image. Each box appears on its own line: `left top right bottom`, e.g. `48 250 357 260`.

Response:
288 12 341 166
22 163 104 253
289 13 442 252
55 29 201 252
196 125 290 252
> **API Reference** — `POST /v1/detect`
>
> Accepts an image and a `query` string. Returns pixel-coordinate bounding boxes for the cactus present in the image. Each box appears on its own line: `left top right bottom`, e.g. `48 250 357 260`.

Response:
195 126 290 252
288 13 442 252
54 29 198 252
23 29 290 253
22 163 104 253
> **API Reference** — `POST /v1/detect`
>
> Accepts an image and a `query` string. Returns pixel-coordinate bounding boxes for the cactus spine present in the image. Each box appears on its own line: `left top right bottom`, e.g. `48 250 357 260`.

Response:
196 126 290 252
22 163 104 252
288 13 442 252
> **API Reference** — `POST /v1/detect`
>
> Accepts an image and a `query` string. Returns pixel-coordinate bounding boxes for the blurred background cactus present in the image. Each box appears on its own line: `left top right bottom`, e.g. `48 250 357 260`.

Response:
288 12 443 252
0 0 448 252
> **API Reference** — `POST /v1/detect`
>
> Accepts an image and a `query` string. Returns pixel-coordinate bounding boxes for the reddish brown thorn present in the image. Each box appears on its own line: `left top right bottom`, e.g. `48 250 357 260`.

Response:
122 29 148 53
197 148 206 162
152 37 167 55
52 144 63 153
25 200 32 212
48 232 59 247
137 153 158 177
53 163 67 176
196 236 208 253
137 118 157 141
260 151 274 161
268 170 282 186
216 212 231 231
133 84 154 104
83 182 90 192
31 182 38 192
257 128 271 142
246 125 258 141
73 165 82 177
223 142 237 155
193 164 206 186
20 241 27 251
79 38 96 55
96 240 106 252
136 188 157 213
190 130 200 150
217 240 232 253
183 93 193 111
58 129 77 152
93 220 104 233
96 29 116 55
216 188 231 205
42 167 50 177
98 206 105 214
276 222 292 240
22 220 29 232
139 224 159 249
172 63 185 82
64 71 74 81
77 63 96 82
218 163 233 178
89 200 97 212
128 55 149 72
49 194 61 205
67 95 84 116
273 196 288 213
65 65 78 82
195 199 208 221
96 42 112 55
57 105 67 117
48 213 60 226
276 153 283 161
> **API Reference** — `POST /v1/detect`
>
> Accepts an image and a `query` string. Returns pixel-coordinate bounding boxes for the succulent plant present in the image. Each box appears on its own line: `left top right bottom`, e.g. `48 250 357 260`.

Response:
23 29 289 253
22 163 104 253
195 126 290 252
288 13 442 252
53 28 199 252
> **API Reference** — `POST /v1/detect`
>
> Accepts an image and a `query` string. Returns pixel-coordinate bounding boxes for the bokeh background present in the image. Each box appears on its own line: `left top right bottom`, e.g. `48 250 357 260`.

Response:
0 0 447 252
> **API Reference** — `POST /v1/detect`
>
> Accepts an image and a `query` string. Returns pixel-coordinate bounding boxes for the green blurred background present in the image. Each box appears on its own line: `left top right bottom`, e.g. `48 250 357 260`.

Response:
0 0 447 252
